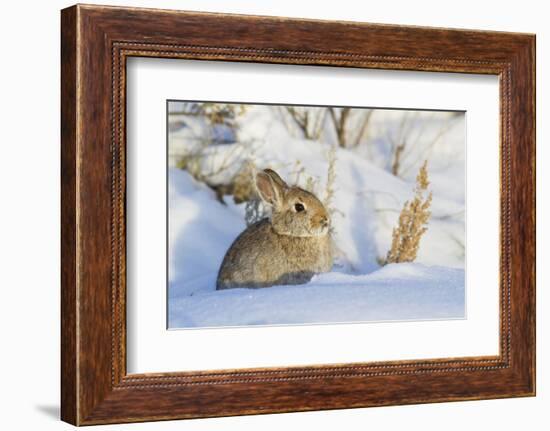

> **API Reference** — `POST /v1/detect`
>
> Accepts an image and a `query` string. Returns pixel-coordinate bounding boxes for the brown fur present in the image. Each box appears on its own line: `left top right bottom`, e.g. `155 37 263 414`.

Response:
216 169 333 290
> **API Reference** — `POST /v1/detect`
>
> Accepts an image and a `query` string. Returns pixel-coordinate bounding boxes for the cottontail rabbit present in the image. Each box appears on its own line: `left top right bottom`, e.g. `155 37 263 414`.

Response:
216 168 333 290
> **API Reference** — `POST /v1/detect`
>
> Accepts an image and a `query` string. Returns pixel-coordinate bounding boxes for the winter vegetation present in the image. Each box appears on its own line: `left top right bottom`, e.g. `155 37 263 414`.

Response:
384 160 433 265
167 101 466 328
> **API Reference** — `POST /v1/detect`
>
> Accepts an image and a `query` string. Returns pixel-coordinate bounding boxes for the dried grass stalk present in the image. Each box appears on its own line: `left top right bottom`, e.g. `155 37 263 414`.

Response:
244 198 268 226
324 145 337 211
385 160 432 264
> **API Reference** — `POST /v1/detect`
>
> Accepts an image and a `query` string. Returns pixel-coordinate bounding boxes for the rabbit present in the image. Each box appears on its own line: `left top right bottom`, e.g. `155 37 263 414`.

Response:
216 168 333 290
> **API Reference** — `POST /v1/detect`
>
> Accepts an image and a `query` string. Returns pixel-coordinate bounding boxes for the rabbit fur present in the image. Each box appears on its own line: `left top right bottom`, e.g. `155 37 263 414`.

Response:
216 168 333 290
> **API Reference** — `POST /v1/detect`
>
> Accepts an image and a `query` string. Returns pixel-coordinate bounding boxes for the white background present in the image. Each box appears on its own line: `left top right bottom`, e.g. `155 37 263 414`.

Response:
0 0 546 430
127 59 499 373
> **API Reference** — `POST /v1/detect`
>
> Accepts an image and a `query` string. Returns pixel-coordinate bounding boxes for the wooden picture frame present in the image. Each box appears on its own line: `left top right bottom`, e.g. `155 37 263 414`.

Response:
61 4 535 425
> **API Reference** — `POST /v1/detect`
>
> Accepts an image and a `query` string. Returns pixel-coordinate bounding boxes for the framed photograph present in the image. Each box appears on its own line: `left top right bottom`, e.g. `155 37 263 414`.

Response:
61 4 535 425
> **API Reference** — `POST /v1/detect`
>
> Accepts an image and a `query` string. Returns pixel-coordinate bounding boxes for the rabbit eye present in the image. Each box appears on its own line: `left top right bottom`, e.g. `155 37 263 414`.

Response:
294 203 305 212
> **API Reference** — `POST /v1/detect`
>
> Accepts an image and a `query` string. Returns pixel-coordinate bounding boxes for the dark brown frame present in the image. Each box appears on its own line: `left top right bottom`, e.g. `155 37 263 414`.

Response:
61 4 536 426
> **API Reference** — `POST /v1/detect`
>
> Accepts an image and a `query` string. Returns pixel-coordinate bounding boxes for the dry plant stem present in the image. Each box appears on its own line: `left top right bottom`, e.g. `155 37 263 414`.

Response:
285 106 311 138
284 106 326 140
386 160 433 264
391 142 406 176
387 112 413 177
352 110 373 147
324 146 337 216
245 198 268 226
400 116 459 176
177 143 247 203
328 107 352 148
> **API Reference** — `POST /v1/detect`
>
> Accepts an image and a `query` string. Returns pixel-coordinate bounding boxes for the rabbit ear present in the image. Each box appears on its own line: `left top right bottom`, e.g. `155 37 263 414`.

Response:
263 169 288 190
255 169 286 208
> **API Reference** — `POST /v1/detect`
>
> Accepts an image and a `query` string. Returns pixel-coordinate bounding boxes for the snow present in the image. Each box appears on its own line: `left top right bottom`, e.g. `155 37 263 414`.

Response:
169 263 464 328
169 168 244 297
168 104 466 328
